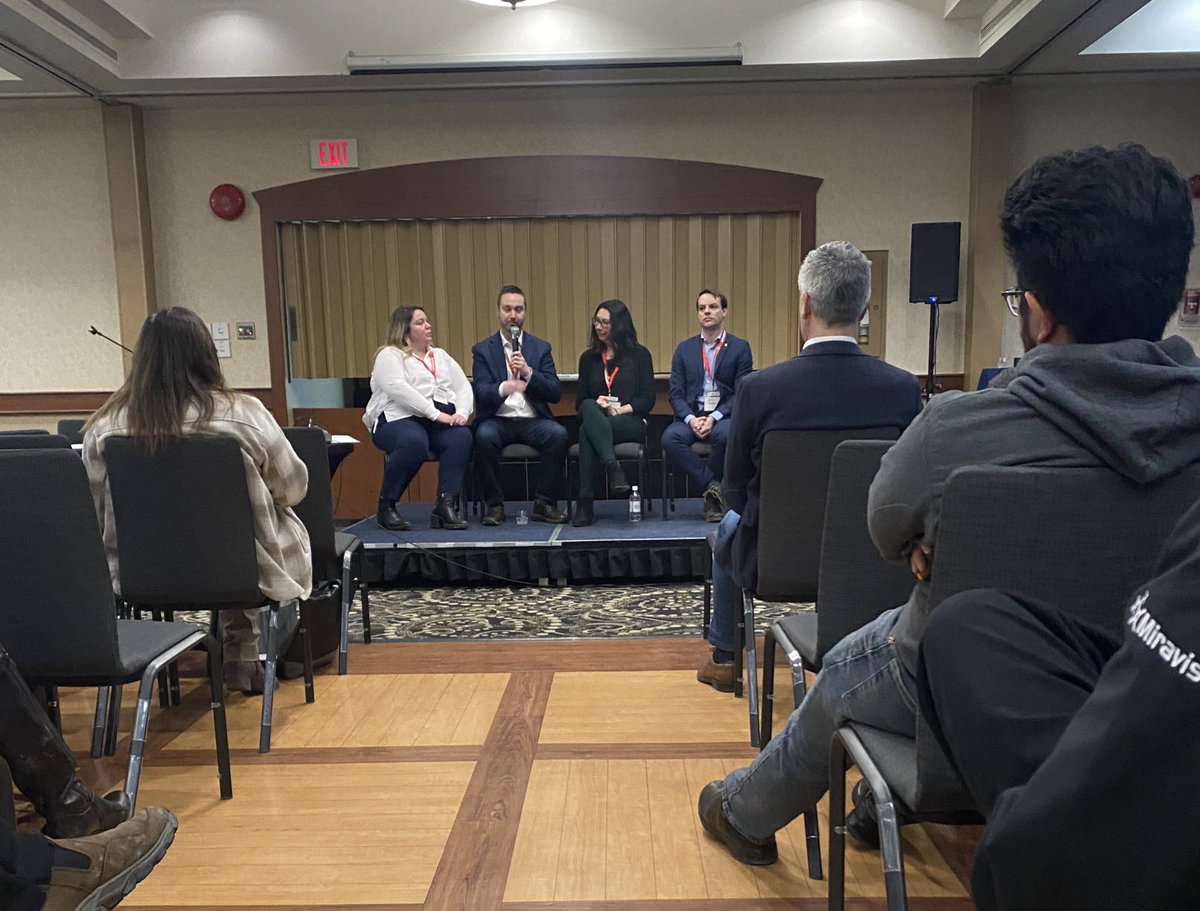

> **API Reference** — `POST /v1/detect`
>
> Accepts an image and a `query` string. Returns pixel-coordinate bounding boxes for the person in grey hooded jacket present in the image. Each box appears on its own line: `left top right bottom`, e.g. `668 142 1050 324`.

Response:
696 142 1199 866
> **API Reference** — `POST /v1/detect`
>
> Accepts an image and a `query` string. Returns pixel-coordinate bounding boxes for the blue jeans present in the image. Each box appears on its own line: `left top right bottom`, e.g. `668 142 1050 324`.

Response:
662 418 730 490
722 605 917 843
708 509 742 652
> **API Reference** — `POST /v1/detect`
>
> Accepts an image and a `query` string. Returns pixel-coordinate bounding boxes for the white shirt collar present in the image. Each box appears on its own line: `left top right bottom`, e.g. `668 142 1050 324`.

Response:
500 328 523 349
802 335 858 350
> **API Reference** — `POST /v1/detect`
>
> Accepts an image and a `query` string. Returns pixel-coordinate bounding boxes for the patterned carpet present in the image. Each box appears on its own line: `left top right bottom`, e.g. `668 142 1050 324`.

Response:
348 582 813 641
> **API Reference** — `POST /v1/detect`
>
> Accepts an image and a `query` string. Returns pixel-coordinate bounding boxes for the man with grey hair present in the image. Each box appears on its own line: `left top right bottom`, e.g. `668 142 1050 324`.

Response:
696 240 922 865
697 241 922 697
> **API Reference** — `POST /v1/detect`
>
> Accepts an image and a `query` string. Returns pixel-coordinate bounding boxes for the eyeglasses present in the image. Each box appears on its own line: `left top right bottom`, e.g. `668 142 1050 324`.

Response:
1001 288 1026 318
592 318 611 327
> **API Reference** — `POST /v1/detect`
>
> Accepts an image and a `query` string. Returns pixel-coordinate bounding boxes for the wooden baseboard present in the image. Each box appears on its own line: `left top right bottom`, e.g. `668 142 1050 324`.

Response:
0 388 275 416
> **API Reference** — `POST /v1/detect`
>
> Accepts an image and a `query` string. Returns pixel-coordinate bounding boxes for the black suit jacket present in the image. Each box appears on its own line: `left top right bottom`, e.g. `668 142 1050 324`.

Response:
717 340 923 588
471 331 561 422
667 333 753 422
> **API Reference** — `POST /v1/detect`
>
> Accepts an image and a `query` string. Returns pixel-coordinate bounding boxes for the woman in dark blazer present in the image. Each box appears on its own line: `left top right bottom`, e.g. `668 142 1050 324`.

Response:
573 299 655 526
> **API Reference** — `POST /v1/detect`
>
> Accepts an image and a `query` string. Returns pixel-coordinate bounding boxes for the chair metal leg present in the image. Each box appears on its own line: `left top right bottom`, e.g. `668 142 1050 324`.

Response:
339 547 354 676
742 591 760 749
91 688 110 758
123 631 210 812
360 582 372 645
201 633 233 801
163 609 181 706
833 727 908 911
103 686 122 756
732 589 744 699
828 733 848 911
259 602 284 753
298 600 315 705
804 806 824 881
661 456 671 520
761 627 778 744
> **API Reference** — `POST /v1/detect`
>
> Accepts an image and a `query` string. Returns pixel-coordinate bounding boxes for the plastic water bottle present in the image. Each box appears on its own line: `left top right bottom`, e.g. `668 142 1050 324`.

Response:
629 486 642 523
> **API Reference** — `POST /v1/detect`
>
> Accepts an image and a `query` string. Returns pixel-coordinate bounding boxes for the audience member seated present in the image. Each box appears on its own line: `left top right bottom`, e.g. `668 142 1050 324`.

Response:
697 143 1200 867
364 305 474 532
0 639 178 911
471 284 568 526
661 289 753 522
83 307 312 696
571 299 655 527
918 491 1200 911
697 241 922 696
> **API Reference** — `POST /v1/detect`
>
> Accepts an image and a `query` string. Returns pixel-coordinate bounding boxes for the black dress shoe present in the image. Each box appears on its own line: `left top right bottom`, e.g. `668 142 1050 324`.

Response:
482 505 506 527
430 494 468 530
697 781 778 865
531 499 567 524
605 461 631 496
571 499 594 527
376 499 410 531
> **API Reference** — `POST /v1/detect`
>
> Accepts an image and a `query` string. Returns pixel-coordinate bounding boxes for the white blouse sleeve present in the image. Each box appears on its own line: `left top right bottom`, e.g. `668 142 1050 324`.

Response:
446 351 474 418
374 349 440 420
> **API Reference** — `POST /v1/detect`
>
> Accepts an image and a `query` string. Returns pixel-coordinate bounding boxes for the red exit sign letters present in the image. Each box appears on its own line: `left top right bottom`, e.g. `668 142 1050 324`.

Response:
309 139 359 170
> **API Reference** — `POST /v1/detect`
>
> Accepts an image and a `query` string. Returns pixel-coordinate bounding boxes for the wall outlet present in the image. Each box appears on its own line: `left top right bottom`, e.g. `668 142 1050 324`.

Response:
214 338 232 358
236 321 256 340
210 322 230 341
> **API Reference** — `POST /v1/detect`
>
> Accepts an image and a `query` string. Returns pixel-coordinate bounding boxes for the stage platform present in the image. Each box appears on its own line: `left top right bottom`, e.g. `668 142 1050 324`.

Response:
345 498 714 584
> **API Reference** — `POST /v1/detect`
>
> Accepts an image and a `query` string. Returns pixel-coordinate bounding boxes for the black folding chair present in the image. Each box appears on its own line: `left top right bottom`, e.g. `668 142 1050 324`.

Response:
0 434 70 450
828 462 1200 911
0 450 231 810
284 427 366 676
104 435 314 753
56 419 86 444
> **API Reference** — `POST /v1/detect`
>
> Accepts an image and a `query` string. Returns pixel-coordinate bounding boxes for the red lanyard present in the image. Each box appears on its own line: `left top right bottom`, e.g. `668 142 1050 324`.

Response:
701 333 725 382
601 352 620 394
414 350 437 379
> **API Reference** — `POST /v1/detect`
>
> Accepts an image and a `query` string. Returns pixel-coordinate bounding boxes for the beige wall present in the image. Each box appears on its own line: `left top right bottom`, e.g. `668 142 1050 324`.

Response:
142 81 974 386
0 102 125 393
1004 75 1200 360
5 75 1199 400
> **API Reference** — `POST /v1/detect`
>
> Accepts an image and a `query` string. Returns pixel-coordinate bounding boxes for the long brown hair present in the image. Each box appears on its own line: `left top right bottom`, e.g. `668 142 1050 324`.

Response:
86 307 234 453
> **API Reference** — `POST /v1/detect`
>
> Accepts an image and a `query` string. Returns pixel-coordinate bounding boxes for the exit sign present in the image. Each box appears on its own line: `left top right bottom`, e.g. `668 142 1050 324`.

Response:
310 139 359 170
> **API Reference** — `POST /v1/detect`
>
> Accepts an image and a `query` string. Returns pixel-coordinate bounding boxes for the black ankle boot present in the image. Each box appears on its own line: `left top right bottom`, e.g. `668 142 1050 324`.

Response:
0 647 128 838
430 494 468 530
376 498 410 531
605 461 631 496
571 499 595 527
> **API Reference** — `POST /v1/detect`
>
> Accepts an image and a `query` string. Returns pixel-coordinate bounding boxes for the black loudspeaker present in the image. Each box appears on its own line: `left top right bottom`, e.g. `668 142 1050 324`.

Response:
909 222 961 303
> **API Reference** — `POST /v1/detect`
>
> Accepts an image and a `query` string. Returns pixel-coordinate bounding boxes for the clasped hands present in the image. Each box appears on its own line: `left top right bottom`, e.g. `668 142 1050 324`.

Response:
435 411 469 427
501 353 533 398
910 543 933 582
689 415 716 439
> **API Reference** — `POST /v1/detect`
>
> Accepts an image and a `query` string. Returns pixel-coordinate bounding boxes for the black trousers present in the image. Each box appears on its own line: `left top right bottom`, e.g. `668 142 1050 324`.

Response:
1 770 52 911
917 590 1119 817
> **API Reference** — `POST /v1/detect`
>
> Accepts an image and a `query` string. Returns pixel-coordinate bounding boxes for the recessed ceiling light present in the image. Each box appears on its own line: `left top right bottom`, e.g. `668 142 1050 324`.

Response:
467 0 558 9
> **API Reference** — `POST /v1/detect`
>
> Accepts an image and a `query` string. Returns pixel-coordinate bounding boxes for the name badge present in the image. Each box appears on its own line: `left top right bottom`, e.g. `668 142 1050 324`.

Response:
433 388 451 405
602 395 621 409
702 390 721 412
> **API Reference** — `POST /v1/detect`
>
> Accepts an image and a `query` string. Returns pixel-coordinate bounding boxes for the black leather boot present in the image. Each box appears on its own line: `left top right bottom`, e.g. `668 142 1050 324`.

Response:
430 493 468 530
376 498 410 531
571 498 595 527
0 645 128 838
605 461 631 496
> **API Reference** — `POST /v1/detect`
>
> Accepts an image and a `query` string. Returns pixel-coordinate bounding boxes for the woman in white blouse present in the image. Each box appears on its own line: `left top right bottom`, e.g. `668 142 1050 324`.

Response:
363 306 474 531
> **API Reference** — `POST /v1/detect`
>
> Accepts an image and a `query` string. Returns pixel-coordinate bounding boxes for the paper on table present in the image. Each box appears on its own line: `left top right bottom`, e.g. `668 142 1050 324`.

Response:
331 434 359 444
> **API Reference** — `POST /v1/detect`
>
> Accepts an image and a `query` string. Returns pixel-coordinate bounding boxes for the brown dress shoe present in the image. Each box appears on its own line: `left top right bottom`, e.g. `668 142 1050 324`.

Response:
703 482 726 522
531 499 567 524
42 807 179 911
698 781 778 865
696 654 736 692
482 505 506 527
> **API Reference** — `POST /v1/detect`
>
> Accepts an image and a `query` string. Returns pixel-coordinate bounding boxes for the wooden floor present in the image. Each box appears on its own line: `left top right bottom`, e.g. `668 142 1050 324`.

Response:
46 636 978 910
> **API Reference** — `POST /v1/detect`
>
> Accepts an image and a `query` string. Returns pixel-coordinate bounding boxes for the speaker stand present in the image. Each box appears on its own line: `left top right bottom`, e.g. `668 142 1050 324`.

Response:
924 298 940 399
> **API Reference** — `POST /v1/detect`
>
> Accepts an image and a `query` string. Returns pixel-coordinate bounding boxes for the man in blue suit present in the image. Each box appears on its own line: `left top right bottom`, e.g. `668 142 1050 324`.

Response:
698 242 922 696
661 290 754 521
472 285 569 525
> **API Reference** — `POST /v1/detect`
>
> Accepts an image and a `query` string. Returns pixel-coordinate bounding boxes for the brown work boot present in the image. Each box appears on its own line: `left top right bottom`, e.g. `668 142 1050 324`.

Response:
702 482 726 522
698 781 778 865
42 807 178 911
531 499 567 524
696 653 736 693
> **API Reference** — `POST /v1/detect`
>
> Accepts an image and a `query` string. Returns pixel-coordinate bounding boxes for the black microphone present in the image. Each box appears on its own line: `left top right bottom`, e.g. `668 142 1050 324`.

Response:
509 325 521 353
88 326 133 354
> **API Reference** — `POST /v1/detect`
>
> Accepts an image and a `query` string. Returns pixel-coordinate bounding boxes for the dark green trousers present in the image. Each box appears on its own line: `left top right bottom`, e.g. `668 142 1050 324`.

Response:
576 399 644 498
